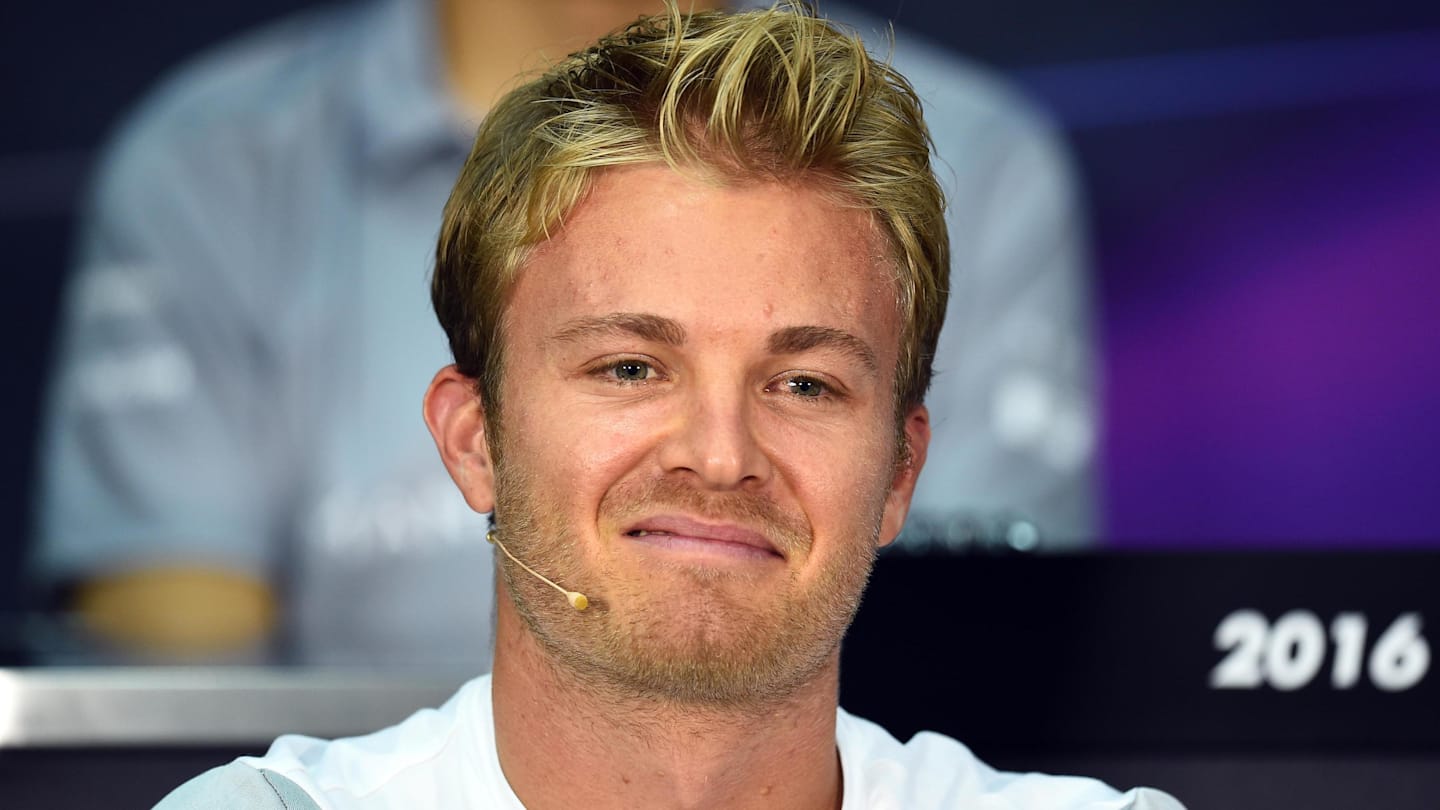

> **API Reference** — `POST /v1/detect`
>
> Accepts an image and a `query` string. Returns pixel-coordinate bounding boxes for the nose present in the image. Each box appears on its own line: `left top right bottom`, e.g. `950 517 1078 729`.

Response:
657 383 772 490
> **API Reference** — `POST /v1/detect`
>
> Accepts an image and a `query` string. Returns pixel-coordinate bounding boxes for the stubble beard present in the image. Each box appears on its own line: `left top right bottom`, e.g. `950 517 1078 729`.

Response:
490 452 884 711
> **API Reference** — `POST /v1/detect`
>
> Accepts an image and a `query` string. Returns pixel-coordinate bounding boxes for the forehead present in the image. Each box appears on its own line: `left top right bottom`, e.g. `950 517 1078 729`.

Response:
508 164 900 352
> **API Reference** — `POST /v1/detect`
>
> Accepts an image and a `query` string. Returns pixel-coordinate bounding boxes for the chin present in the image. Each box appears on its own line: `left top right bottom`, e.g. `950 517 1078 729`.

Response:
588 581 852 707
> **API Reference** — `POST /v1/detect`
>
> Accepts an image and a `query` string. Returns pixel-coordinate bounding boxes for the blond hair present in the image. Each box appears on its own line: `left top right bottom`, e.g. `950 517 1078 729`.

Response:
433 2 947 416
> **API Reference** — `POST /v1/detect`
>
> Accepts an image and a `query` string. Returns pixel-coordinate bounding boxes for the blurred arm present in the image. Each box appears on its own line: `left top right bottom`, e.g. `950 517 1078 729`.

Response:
74 566 276 657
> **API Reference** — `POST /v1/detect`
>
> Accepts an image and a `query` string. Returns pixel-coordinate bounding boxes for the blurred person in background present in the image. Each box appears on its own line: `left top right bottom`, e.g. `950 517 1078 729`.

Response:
32 0 1094 666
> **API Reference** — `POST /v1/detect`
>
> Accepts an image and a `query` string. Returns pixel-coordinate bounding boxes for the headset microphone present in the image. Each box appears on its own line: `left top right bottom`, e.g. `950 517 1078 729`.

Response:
487 529 590 611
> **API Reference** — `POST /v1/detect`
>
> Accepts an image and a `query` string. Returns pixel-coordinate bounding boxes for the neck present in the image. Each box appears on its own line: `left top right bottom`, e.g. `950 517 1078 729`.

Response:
490 587 844 810
437 0 716 114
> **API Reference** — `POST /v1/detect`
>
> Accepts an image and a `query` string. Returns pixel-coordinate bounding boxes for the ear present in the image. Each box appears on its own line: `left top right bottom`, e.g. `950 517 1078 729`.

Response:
877 404 930 548
423 365 496 514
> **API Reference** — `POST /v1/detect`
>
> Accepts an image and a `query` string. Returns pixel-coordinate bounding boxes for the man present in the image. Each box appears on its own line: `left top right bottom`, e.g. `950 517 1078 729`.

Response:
33 0 1093 666
158 7 1174 808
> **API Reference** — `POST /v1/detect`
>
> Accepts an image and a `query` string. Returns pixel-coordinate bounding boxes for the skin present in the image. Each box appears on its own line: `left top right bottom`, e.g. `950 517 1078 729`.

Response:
425 164 931 810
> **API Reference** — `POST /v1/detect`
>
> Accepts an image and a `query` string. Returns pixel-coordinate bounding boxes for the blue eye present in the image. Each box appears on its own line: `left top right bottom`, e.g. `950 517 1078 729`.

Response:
611 361 653 382
785 377 827 398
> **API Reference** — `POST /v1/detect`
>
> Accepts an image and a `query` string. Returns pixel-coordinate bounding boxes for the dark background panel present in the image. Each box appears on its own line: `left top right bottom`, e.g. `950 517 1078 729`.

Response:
842 553 1440 750
859 1 1440 67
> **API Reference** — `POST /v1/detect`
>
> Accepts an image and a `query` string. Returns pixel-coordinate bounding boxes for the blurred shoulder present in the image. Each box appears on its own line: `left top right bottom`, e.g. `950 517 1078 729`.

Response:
155 762 320 810
99 2 375 185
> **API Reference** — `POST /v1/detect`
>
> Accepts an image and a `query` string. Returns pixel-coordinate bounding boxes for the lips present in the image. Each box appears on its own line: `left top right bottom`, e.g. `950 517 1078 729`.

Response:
622 514 784 559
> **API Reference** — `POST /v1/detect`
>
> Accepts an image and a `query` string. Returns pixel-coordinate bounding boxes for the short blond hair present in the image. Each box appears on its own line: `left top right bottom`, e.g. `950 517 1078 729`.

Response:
433 2 948 415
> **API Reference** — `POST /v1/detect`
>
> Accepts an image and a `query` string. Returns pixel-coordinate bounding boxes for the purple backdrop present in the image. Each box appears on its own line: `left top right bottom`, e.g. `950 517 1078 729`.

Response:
1098 97 1440 546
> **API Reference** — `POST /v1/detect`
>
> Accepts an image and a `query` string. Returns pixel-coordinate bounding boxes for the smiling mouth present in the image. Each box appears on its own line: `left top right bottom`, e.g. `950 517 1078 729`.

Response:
621 523 785 561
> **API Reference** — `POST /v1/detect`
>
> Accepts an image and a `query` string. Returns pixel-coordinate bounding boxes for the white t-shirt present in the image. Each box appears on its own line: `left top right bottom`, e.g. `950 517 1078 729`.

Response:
176 675 1182 810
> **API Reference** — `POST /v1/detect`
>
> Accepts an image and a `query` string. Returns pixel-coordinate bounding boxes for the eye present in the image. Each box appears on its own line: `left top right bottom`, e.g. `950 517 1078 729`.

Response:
608 360 655 383
766 371 846 405
782 376 828 398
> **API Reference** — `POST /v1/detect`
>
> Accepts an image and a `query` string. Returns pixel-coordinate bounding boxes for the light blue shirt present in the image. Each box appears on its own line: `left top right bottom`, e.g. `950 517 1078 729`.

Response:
34 0 1095 667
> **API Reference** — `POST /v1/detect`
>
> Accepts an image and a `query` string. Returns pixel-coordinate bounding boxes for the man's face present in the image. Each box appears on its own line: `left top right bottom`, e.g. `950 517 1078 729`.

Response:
485 164 928 706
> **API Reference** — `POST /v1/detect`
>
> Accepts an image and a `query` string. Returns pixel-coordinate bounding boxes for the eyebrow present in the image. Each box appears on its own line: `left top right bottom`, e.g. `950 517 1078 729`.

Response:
767 325 878 372
550 313 687 346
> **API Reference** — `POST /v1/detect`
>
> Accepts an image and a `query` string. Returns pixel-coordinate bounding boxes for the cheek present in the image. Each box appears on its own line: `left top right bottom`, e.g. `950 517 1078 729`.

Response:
767 418 894 521
517 401 663 503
